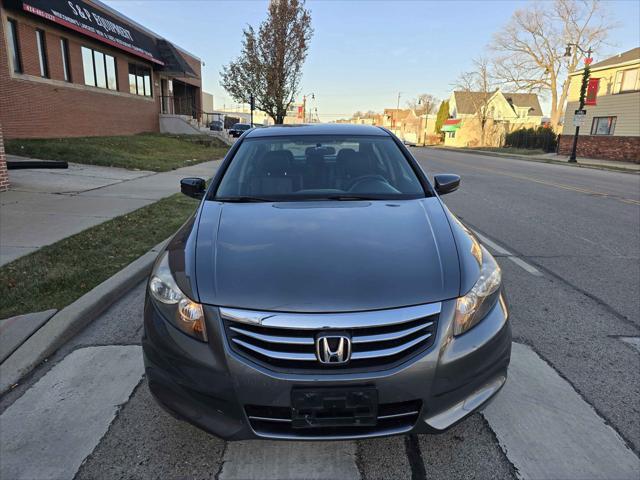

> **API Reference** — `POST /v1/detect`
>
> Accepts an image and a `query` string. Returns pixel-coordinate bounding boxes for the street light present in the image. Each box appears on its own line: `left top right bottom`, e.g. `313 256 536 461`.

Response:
302 93 315 123
564 43 593 163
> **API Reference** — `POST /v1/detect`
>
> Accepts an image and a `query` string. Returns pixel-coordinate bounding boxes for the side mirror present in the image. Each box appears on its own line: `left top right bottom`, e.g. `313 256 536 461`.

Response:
180 177 206 199
433 174 460 196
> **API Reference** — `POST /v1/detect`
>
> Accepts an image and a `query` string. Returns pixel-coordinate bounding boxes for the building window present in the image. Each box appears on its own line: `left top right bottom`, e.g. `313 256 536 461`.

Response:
60 38 71 82
446 131 456 138
36 29 49 78
81 46 117 90
7 19 22 73
614 68 639 94
591 116 617 135
128 64 152 97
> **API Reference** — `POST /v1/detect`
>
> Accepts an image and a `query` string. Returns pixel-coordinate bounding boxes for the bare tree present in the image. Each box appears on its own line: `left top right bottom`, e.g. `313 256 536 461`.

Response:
406 94 439 116
491 0 614 128
456 57 497 146
220 0 313 124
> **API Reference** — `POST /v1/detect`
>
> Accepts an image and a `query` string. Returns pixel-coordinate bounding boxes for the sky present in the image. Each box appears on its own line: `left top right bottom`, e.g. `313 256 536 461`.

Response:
104 0 640 119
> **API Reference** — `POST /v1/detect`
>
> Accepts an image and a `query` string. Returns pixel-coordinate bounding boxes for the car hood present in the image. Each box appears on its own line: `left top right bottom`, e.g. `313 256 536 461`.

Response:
194 198 460 312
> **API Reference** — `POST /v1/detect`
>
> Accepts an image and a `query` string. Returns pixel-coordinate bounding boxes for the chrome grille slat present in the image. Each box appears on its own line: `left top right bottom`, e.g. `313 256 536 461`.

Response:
229 326 315 345
220 303 441 329
352 322 433 344
232 338 317 361
223 303 439 372
351 333 431 360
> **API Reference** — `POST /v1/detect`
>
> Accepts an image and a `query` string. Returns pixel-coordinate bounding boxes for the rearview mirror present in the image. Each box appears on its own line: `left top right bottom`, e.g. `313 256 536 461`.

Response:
181 177 206 199
433 174 460 196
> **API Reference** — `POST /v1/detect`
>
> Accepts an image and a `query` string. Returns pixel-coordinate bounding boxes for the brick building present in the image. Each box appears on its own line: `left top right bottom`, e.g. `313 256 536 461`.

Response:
0 0 202 141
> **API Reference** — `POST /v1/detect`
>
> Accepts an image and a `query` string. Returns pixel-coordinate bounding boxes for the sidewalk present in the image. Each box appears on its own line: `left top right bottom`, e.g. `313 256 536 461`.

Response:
0 156 221 266
430 147 640 173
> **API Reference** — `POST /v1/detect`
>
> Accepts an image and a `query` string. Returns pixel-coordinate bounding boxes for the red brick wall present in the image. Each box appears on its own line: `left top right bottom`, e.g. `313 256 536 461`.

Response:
558 135 640 163
0 122 8 192
0 7 161 139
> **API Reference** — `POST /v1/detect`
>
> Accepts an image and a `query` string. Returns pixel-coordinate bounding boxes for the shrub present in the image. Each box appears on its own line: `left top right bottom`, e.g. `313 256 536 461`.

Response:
504 126 557 152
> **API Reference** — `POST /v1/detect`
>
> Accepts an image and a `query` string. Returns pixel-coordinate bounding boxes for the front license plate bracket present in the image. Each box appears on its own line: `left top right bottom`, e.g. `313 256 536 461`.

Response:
291 387 378 429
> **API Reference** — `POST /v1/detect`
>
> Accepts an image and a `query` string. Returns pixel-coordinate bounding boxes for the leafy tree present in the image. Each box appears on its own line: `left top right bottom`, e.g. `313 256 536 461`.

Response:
435 100 450 135
220 0 313 124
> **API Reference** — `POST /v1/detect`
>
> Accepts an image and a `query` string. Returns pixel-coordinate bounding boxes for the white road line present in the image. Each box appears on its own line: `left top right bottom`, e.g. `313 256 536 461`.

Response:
219 440 360 480
620 336 640 353
0 345 144 480
473 231 543 276
483 343 640 480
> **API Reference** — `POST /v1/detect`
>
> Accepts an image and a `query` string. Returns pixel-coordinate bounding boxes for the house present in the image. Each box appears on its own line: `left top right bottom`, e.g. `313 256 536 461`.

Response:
559 47 640 162
444 90 543 147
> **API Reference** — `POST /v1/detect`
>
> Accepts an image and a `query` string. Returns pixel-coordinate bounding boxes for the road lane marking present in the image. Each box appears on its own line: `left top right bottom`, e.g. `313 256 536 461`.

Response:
219 440 360 480
473 231 543 276
483 343 640 480
0 345 144 480
429 156 640 206
620 336 640 353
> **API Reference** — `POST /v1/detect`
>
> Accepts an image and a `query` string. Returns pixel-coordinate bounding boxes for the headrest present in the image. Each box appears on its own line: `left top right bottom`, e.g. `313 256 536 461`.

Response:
259 150 293 175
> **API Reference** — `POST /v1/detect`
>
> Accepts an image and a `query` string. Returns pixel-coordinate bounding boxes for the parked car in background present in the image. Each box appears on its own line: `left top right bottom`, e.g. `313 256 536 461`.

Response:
229 123 252 137
210 120 223 131
143 123 511 441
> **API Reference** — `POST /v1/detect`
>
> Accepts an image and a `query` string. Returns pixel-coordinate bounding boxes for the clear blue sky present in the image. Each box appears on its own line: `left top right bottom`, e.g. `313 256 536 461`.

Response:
104 0 640 119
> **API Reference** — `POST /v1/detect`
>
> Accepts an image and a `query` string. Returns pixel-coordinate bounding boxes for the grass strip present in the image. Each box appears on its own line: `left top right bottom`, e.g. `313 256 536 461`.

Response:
5 133 228 172
0 193 199 320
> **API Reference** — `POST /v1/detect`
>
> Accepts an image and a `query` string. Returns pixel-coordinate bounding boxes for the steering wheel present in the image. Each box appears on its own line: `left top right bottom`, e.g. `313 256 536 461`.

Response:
348 174 389 192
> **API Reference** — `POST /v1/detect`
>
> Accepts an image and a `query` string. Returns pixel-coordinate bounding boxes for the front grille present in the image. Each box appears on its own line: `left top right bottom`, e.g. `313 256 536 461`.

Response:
221 303 439 373
245 400 422 438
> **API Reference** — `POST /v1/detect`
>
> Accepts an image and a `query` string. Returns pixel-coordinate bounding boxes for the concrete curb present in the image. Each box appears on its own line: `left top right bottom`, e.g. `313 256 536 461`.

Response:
0 239 169 394
428 147 640 174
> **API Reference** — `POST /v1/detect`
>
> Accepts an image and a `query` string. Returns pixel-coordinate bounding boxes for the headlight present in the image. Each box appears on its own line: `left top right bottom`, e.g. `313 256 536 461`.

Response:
453 244 501 336
148 252 207 342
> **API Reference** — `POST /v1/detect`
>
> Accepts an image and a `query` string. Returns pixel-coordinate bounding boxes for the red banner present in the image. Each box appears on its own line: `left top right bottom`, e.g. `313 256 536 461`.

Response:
585 78 599 106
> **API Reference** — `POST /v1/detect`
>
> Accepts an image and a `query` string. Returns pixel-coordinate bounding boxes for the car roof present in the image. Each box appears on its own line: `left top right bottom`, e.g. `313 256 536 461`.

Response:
245 123 388 138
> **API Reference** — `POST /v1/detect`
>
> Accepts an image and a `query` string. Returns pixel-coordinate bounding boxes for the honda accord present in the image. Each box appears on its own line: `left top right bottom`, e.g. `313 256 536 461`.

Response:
142 124 511 440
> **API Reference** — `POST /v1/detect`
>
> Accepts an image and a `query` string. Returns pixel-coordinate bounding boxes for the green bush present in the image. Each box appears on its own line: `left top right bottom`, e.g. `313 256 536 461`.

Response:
504 126 557 152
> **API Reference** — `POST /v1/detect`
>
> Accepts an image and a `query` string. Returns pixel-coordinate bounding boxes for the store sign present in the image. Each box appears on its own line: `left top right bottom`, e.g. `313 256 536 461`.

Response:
6 0 163 64
573 109 587 127
585 78 599 106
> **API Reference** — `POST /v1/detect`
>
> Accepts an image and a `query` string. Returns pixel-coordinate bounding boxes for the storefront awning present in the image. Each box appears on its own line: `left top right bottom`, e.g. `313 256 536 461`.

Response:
442 119 462 132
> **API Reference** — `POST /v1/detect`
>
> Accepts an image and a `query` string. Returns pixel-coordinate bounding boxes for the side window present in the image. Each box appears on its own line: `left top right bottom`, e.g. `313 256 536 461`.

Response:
7 19 22 73
35 29 49 78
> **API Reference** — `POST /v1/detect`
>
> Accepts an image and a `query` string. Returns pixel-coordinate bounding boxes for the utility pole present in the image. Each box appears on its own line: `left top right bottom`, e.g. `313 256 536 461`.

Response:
397 92 402 110
565 43 593 163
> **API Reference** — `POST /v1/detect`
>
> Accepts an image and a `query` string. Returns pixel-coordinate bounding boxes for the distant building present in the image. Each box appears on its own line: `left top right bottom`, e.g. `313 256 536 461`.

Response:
559 47 639 162
444 90 543 147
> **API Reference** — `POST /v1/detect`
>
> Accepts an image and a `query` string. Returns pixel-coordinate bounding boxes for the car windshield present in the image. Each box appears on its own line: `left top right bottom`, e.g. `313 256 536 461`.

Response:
215 135 426 201
233 124 251 130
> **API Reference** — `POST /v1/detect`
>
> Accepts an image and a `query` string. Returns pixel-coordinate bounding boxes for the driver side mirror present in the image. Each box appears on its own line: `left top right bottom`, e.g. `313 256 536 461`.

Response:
181 177 206 199
433 174 460 196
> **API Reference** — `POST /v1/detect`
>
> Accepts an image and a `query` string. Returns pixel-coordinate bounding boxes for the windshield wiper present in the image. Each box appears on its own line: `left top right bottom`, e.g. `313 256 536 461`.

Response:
216 196 274 203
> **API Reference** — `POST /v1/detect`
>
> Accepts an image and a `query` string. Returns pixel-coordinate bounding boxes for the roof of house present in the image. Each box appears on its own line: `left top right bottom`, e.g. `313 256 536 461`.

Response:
452 91 542 117
588 47 640 70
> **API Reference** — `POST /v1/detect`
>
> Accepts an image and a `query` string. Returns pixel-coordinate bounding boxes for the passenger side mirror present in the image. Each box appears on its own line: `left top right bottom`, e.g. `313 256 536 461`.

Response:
181 177 206 199
433 174 460 196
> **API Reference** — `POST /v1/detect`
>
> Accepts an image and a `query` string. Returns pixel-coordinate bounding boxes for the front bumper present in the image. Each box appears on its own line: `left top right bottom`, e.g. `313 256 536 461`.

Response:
142 295 511 440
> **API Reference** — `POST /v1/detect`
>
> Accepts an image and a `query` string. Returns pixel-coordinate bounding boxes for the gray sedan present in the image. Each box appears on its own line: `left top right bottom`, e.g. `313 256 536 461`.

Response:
142 123 511 440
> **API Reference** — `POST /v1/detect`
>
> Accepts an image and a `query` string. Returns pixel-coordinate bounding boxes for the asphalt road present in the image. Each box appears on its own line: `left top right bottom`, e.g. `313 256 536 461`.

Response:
1 149 639 480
